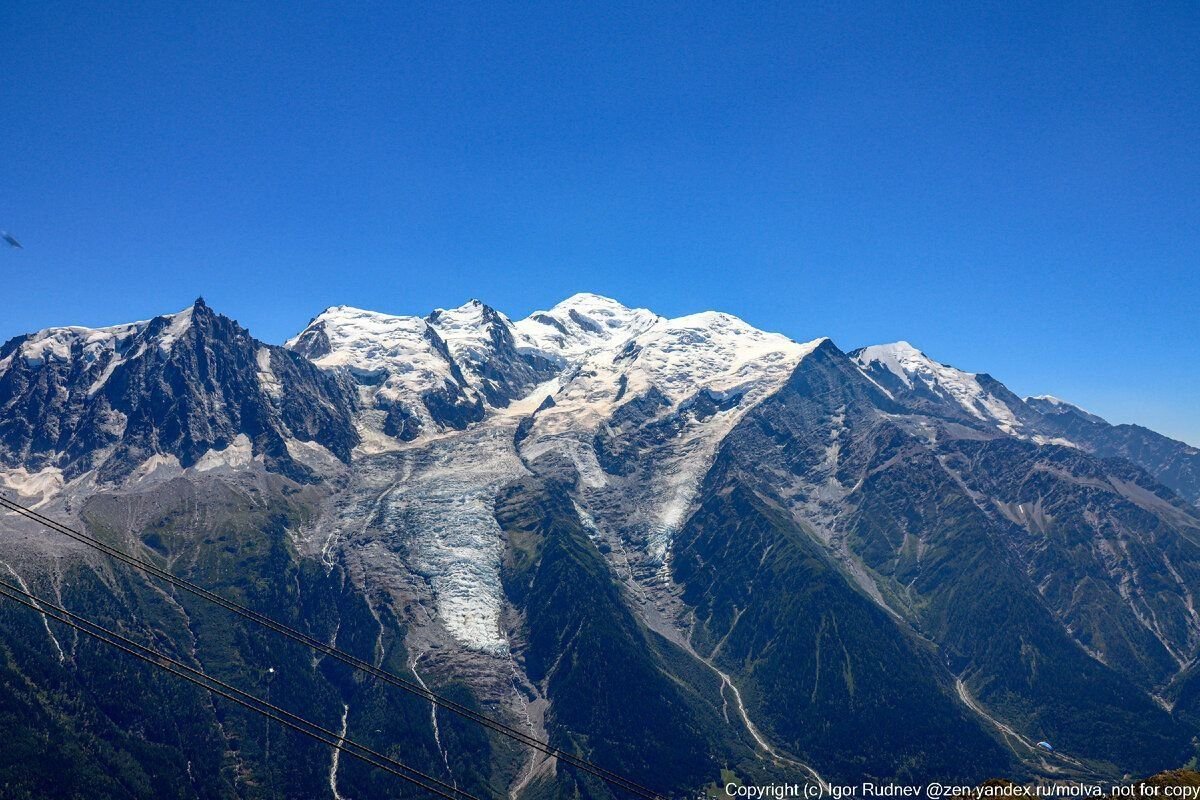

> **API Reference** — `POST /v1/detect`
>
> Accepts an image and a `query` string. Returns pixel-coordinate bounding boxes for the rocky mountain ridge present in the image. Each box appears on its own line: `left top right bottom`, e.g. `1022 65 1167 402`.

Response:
2 292 1199 798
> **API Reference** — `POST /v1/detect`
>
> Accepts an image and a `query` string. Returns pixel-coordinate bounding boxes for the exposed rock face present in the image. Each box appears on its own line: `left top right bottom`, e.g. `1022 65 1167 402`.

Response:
0 298 358 483
852 343 1200 505
726 343 1196 774
3 293 1200 798
426 299 559 407
286 304 484 445
1025 394 1200 506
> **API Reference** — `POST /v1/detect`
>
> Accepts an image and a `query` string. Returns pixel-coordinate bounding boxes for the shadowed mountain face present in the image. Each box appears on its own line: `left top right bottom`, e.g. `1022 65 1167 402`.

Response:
0 299 359 483
1 294 1198 798
851 343 1200 507
1024 396 1200 507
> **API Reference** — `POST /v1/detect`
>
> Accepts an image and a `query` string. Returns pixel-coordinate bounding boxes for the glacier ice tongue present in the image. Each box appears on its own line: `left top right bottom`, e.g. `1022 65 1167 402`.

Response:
290 296 826 651
394 426 522 654
316 424 525 655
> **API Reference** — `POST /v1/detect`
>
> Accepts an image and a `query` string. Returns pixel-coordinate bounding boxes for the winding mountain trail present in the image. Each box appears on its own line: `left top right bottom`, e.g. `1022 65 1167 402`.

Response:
694 641 826 785
954 678 1091 776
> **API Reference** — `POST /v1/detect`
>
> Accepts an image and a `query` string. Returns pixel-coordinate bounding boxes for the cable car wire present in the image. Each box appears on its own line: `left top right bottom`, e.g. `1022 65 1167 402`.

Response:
0 577 482 800
0 494 665 800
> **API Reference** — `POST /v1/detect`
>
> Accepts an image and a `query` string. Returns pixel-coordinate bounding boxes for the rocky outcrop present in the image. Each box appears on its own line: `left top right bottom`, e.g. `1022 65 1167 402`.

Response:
0 298 358 482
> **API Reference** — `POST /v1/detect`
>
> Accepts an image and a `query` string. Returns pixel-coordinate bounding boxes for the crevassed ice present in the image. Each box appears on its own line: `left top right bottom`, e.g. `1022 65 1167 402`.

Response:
406 497 509 654
374 427 524 655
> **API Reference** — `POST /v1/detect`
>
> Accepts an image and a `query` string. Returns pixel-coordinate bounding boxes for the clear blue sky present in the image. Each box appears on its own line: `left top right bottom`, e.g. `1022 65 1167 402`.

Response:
1 2 1197 443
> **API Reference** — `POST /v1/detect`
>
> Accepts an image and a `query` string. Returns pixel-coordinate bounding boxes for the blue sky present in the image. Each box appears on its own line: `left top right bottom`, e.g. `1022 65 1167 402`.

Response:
1 2 1197 443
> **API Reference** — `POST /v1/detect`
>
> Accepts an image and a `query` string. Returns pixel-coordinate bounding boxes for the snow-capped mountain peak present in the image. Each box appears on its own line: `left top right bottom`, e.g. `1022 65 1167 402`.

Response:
623 311 821 402
287 305 453 385
426 299 514 359
514 292 662 360
1024 394 1106 424
851 341 1023 433
426 298 490 331
284 305 480 447
4 318 147 372
426 299 558 409
0 300 205 385
285 299 560 445
850 341 926 388
525 308 823 442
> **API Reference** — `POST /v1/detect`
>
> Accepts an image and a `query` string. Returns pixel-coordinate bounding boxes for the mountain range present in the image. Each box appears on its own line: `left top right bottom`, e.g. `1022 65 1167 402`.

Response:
1 293 1199 799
